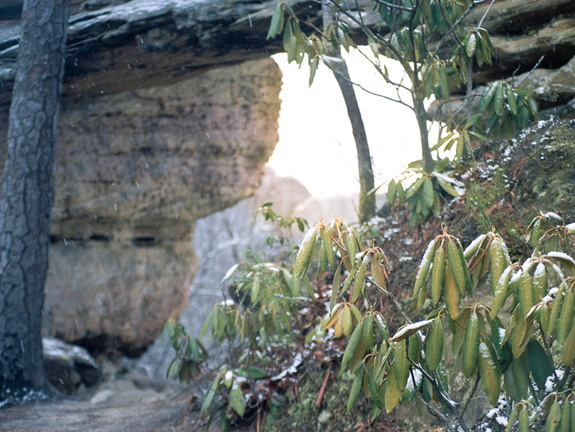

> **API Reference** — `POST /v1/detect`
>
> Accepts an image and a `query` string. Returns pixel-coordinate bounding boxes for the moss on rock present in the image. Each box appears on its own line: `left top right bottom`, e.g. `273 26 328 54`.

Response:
511 119 575 222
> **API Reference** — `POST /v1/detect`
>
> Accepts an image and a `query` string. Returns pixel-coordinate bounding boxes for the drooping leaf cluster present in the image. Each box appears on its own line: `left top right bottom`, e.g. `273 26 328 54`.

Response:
386 158 464 225
201 258 310 347
292 211 575 431
257 201 309 246
163 318 208 383
165 200 575 431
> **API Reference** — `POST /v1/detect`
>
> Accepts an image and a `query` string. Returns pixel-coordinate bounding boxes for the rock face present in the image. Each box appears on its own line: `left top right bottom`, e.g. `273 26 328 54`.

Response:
432 0 575 118
36 58 280 357
0 0 302 105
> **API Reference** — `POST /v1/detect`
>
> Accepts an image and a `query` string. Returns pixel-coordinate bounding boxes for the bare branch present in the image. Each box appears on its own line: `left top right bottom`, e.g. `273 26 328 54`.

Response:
372 0 414 13
477 0 496 29
368 277 414 324
457 376 480 427
517 55 545 87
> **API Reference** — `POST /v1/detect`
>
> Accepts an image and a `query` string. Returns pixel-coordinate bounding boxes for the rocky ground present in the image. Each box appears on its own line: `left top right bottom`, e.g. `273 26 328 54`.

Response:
0 370 204 432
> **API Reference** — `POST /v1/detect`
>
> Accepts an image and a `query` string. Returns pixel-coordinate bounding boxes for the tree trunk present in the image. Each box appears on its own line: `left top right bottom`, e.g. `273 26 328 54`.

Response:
413 88 435 173
322 1 376 223
0 0 70 402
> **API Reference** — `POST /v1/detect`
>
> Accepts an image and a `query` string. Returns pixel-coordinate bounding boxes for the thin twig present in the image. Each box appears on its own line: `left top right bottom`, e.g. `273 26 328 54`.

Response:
372 0 414 13
353 44 414 93
326 64 415 111
457 376 480 426
414 392 452 428
315 368 331 409
517 55 545 87
368 276 412 324
477 0 496 29
557 364 571 392
409 360 459 414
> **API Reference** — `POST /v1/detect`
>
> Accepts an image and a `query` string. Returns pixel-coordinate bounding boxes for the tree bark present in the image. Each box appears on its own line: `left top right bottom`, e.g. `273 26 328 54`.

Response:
322 1 376 223
0 0 70 401
413 88 435 173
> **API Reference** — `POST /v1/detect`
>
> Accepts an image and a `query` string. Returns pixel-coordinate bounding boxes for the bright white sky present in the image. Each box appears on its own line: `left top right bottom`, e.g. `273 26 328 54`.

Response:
268 50 422 199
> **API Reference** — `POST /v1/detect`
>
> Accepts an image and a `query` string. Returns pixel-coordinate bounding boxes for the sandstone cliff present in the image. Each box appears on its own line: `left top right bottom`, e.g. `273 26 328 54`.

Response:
43 59 281 356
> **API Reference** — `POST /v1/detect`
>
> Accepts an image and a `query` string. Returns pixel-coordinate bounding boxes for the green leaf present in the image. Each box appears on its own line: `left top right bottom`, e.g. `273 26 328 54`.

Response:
166 357 182 380
505 403 518 432
352 256 368 303
330 263 342 311
363 314 374 349
200 308 215 338
396 179 406 201
507 86 518 115
342 321 364 371
293 226 317 279
221 263 241 283
384 367 402 413
494 83 505 115
464 113 483 129
405 175 426 200
477 29 493 65
545 400 561 432
461 311 480 378
386 178 397 205
422 178 435 208
425 317 444 371
267 4 284 39
229 382 246 417
478 341 501 406
504 355 529 401
392 339 410 391
480 82 498 111
389 319 434 342
308 57 319 86
434 174 462 197
283 20 296 63
347 361 364 413
235 367 268 379
201 375 221 414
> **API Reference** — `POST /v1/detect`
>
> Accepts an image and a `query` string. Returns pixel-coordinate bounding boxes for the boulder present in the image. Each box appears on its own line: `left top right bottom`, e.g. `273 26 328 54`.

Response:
43 338 101 394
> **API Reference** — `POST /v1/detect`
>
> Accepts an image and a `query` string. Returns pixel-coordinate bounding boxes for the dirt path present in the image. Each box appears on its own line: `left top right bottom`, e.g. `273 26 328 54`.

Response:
0 373 205 432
